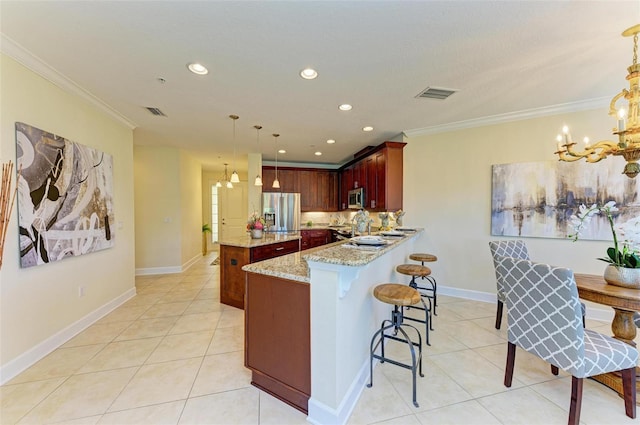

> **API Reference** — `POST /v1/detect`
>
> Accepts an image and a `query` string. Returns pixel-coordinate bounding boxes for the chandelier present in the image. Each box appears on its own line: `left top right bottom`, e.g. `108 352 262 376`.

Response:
555 24 640 178
216 163 234 189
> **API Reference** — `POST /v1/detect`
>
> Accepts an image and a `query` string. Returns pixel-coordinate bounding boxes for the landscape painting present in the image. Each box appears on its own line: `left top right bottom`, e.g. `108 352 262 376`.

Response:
15 122 115 268
491 160 639 240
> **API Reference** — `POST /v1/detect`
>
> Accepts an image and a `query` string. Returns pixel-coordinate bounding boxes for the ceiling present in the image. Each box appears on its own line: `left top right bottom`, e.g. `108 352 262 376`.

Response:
1 1 638 173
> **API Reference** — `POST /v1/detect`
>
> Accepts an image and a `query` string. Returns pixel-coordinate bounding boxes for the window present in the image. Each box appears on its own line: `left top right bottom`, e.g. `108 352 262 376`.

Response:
210 185 219 243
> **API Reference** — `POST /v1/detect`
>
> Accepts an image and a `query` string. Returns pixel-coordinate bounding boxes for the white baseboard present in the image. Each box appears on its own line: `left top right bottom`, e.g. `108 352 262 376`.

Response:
135 266 182 275
307 358 369 425
135 253 202 276
438 285 614 323
0 287 136 385
182 253 201 271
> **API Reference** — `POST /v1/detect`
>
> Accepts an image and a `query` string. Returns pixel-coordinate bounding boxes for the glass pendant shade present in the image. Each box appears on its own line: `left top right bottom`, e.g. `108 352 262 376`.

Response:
272 178 280 189
254 175 263 186
216 181 222 188
230 171 240 183
226 181 233 189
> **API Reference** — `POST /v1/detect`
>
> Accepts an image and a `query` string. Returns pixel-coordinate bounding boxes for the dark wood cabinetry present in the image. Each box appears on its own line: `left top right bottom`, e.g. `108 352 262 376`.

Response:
300 229 330 250
245 272 310 413
262 166 338 212
263 141 404 212
338 141 406 212
220 239 300 309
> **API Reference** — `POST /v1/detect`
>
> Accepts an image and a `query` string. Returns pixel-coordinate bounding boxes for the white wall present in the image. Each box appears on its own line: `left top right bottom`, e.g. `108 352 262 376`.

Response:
134 146 203 272
403 108 618 303
0 54 135 379
179 151 203 266
134 145 181 270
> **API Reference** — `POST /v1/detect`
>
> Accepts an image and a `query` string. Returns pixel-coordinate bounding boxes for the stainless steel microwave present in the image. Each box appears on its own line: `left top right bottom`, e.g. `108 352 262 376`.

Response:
348 187 364 209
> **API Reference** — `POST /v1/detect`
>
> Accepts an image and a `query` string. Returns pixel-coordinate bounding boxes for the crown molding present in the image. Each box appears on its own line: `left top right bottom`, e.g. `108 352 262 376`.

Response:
402 97 610 138
1 34 137 130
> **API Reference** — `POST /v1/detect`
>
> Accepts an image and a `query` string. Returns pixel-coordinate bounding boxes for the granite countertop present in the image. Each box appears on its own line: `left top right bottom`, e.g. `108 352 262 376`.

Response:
218 232 301 248
242 229 423 283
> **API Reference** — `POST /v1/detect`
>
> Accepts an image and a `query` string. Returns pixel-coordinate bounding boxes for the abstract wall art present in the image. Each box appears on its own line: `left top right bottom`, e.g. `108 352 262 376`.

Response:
15 122 115 268
491 159 639 240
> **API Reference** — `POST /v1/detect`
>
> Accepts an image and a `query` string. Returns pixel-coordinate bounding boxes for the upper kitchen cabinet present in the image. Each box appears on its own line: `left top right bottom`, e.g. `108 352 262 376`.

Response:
262 166 338 212
339 141 406 212
261 166 299 193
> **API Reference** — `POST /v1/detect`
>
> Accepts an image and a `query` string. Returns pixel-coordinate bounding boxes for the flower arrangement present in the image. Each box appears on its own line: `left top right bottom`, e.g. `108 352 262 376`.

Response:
569 201 640 268
247 212 266 231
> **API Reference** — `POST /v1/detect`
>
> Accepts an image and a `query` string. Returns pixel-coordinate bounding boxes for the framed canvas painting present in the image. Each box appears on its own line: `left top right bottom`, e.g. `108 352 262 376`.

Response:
15 122 115 268
491 159 639 240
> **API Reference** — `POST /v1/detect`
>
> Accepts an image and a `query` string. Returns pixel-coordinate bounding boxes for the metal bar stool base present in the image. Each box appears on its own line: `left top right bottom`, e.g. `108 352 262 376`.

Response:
368 305 424 407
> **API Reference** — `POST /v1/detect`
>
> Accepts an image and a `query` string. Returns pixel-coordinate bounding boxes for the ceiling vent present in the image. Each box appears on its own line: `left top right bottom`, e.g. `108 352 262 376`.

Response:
415 87 457 100
145 107 167 117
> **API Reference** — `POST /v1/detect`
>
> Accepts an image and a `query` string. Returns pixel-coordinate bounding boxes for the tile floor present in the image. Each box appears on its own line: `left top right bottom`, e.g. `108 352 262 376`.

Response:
1 252 638 424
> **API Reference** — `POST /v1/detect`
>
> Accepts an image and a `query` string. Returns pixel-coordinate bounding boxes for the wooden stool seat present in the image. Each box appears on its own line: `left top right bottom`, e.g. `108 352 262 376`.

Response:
410 253 437 263
396 264 431 277
368 283 425 407
373 284 421 306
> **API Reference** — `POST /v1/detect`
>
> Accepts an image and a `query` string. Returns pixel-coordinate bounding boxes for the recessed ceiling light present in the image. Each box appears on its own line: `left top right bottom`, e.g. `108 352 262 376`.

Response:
315 151 322 156
326 139 336 144
362 126 374 132
279 149 286 154
339 104 352 111
300 68 318 80
187 63 208 75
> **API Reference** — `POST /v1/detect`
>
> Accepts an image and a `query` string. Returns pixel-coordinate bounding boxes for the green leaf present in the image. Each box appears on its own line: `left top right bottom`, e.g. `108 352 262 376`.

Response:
607 247 619 264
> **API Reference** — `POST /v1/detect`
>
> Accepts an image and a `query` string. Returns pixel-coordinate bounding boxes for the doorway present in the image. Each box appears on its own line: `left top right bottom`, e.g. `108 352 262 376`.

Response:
214 181 248 241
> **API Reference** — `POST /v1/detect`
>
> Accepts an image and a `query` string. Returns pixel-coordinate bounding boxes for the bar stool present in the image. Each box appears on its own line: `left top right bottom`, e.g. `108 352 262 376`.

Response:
368 283 425 407
409 253 438 315
396 264 433 345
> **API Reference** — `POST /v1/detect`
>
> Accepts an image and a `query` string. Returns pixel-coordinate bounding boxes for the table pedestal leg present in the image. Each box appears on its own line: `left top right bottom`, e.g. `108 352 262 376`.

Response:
591 308 640 404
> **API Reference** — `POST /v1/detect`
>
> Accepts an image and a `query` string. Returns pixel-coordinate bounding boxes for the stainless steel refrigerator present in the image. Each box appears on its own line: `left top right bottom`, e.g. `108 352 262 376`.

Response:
262 193 301 233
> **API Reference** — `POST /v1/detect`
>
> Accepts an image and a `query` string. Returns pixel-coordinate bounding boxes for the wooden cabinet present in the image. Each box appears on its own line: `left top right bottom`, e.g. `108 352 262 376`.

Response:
261 167 276 191
300 229 330 250
220 245 250 309
339 166 353 210
220 239 300 309
263 141 403 212
251 239 299 262
337 141 406 212
298 170 316 211
245 272 310 413
262 166 338 212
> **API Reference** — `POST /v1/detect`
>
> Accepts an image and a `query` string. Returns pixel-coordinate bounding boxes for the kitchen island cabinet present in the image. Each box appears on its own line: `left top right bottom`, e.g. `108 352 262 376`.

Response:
243 230 423 424
245 272 310 413
219 234 300 309
300 228 331 250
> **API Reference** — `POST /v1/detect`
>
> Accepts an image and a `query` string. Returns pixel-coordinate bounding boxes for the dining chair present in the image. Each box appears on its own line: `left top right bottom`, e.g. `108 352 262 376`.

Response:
489 240 586 329
499 256 637 425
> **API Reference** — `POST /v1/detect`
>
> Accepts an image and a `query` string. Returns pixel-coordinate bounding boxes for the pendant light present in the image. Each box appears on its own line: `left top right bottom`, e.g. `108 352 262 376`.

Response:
218 163 233 189
229 115 240 183
272 133 280 189
254 125 263 186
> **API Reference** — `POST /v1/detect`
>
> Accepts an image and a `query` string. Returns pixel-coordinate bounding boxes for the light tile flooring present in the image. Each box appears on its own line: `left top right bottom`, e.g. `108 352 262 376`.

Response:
2 252 638 424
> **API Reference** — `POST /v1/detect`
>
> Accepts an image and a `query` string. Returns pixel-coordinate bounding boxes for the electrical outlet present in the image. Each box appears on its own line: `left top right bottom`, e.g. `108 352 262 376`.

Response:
78 286 85 297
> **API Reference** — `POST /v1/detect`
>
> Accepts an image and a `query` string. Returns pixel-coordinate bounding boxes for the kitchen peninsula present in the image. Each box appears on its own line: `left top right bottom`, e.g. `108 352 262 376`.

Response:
219 233 300 308
242 230 424 424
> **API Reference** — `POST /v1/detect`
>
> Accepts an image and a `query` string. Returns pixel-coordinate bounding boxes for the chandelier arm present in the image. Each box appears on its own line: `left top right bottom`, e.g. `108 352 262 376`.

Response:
558 140 620 163
609 90 628 117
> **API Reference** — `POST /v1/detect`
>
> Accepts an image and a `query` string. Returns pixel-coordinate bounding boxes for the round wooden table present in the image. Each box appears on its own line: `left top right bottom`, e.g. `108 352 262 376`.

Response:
575 273 640 400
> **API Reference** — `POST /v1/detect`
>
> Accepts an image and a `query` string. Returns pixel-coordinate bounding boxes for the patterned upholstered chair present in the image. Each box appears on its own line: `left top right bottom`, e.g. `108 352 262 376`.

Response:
489 240 585 329
499 257 637 424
